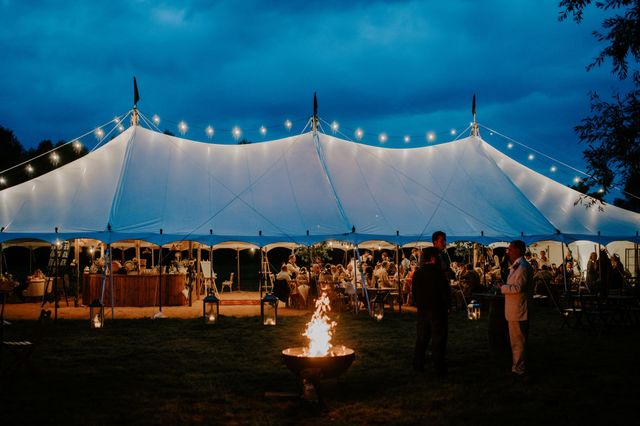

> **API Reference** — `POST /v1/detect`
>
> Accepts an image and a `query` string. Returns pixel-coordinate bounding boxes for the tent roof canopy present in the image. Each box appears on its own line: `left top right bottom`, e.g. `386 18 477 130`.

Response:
1 125 638 246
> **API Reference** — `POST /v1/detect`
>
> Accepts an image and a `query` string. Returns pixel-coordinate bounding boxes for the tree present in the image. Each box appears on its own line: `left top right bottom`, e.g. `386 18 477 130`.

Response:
560 0 640 212
0 126 24 172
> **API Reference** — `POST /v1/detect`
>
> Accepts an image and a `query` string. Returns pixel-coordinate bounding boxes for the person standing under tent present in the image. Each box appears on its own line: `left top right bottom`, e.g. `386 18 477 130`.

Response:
287 254 300 279
586 252 598 289
538 250 551 269
401 252 411 278
412 247 451 377
432 231 454 281
410 248 423 267
496 240 533 380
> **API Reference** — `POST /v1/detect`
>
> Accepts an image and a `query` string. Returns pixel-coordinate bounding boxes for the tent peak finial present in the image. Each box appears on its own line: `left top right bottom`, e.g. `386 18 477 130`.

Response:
471 93 479 137
312 91 318 133
131 77 140 126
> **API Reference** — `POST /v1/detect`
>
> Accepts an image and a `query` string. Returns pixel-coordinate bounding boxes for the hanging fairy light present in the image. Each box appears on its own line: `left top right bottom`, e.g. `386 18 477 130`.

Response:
0 176 6 185
72 140 82 152
118 124 125 132
550 165 557 172
426 132 436 142
507 143 513 149
260 125 267 137
573 177 581 184
152 114 161 125
403 135 411 143
528 154 535 160
331 121 339 133
232 126 242 140
114 117 120 124
178 121 188 135
598 187 604 193
26 164 34 175
450 129 457 136
205 125 214 138
284 119 292 131
50 152 60 166
355 128 363 140
378 133 388 143
94 127 105 140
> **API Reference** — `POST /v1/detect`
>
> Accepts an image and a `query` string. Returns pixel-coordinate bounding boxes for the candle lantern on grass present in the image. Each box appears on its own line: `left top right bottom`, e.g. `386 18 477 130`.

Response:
89 299 104 329
372 293 385 321
467 300 481 320
203 289 220 325
261 293 278 326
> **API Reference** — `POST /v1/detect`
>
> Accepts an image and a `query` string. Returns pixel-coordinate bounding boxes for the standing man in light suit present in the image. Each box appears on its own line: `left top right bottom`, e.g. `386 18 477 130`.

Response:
496 240 533 379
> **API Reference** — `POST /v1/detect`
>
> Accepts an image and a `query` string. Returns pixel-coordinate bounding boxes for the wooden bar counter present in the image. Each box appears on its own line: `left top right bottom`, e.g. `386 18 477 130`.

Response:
83 273 188 307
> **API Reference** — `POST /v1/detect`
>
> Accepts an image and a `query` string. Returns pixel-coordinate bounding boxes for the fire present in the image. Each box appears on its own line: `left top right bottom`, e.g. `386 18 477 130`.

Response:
303 292 336 357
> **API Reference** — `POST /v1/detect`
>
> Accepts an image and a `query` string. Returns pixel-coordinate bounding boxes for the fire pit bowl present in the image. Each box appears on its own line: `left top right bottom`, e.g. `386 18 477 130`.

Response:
282 345 355 379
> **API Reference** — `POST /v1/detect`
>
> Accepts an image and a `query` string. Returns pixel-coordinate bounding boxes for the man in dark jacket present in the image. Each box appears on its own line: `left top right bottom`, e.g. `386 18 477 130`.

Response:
412 246 451 376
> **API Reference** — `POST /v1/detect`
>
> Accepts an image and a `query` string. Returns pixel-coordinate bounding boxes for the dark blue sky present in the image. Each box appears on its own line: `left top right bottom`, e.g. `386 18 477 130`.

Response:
0 0 626 189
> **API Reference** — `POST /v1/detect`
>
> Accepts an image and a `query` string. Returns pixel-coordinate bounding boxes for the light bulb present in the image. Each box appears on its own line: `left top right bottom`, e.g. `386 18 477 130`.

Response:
95 128 104 140
378 133 388 143
355 128 363 140
205 126 214 138
284 119 292 131
550 165 557 172
232 126 242 140
152 114 160 125
178 121 188 135
260 126 267 136
403 135 410 143
331 121 339 132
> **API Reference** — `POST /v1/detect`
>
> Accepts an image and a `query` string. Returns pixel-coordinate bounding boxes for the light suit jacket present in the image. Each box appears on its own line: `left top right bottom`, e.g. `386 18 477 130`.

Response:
501 257 533 321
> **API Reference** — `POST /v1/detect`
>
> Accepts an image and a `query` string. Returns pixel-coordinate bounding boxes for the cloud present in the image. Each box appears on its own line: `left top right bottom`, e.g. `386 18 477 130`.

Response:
0 0 622 190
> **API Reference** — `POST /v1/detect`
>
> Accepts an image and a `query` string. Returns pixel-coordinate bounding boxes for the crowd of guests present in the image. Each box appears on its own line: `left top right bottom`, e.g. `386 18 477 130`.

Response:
270 243 635 310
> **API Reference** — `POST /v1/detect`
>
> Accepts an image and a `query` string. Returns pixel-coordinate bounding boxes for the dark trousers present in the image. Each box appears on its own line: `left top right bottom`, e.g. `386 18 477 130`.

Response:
414 309 448 373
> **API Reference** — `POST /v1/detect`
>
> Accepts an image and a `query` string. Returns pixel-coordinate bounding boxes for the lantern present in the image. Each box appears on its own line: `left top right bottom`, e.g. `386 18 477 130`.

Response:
203 289 220 325
89 299 104 329
467 299 481 320
261 293 278 326
372 292 385 321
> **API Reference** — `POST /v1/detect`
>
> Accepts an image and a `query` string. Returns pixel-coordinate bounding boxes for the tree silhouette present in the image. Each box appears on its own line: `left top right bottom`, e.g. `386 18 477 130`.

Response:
560 0 640 212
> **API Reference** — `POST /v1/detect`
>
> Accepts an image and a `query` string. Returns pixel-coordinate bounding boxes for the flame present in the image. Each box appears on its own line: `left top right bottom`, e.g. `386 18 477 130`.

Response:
303 292 336 357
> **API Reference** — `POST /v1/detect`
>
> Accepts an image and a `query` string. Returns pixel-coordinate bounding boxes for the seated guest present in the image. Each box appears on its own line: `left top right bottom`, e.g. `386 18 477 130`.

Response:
287 254 300 278
461 263 483 294
533 265 553 295
274 265 291 307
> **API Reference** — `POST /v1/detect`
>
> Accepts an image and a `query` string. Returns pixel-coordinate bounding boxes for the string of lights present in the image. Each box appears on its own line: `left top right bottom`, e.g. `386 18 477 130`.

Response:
2 108 636 206
480 123 640 202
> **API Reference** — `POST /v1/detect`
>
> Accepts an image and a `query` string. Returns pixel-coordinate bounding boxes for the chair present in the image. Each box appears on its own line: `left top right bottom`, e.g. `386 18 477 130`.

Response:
221 272 234 293
560 293 585 329
2 309 51 375
200 260 218 293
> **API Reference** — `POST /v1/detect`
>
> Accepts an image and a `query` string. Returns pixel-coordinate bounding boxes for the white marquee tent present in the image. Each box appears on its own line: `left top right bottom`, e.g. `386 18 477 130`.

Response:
1 126 639 247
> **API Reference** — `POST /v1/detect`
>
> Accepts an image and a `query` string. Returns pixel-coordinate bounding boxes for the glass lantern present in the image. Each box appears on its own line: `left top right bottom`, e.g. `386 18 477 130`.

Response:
203 289 220 325
467 299 481 320
372 293 385 321
261 293 278 326
89 299 104 329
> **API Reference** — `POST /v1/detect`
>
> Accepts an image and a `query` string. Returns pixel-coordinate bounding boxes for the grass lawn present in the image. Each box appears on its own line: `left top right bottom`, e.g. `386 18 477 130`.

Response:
1 303 638 425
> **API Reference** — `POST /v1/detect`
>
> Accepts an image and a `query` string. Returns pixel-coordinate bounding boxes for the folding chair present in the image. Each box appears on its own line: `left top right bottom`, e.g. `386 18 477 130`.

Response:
2 309 51 375
221 272 234 293
560 293 585 329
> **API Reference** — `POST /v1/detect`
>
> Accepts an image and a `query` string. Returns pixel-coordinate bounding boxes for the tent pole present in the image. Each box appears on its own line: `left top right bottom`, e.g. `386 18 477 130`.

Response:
158 245 163 312
196 245 201 298
236 248 240 291
74 239 80 307
560 240 568 294
109 244 114 320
